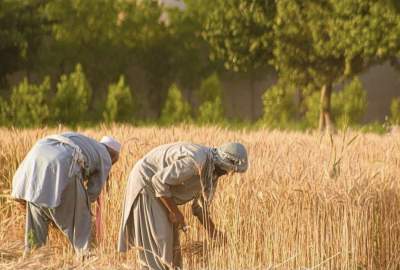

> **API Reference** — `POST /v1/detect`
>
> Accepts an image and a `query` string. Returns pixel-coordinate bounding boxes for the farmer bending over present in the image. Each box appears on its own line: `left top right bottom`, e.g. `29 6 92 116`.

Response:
11 132 120 255
118 142 248 270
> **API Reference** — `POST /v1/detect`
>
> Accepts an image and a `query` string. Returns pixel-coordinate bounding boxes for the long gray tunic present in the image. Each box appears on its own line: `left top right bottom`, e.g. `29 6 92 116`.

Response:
11 132 112 252
12 132 112 207
118 142 214 270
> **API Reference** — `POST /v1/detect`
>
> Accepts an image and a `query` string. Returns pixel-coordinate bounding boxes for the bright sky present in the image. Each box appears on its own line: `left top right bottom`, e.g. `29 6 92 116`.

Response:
158 0 186 9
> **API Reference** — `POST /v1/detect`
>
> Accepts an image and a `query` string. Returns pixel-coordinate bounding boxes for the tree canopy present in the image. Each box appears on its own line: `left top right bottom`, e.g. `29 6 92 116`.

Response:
1 0 400 129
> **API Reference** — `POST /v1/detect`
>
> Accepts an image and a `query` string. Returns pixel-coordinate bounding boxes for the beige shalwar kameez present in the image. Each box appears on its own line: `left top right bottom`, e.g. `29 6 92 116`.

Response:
118 142 215 270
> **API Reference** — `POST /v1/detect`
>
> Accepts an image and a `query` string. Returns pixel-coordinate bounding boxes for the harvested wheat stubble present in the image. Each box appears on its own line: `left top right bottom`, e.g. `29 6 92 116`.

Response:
0 125 400 269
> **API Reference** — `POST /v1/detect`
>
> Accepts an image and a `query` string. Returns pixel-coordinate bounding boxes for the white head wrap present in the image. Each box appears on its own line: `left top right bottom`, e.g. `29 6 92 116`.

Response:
215 142 248 173
200 142 248 204
100 136 121 153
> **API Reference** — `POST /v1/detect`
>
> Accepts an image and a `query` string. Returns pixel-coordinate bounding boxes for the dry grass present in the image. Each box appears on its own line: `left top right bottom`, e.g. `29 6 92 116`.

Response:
0 125 400 269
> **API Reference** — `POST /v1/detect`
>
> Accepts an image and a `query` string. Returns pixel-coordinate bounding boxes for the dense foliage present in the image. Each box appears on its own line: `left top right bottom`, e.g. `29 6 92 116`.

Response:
196 73 225 124
104 76 136 123
204 0 400 130
160 84 192 125
2 77 50 127
53 64 92 126
0 0 399 130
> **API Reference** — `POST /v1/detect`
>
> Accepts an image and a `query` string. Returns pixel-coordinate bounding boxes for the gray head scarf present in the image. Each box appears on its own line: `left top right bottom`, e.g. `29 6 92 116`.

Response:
200 142 248 203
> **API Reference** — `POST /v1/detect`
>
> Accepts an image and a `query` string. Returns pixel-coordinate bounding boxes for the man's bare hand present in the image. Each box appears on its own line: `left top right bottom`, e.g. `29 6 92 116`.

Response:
159 196 186 228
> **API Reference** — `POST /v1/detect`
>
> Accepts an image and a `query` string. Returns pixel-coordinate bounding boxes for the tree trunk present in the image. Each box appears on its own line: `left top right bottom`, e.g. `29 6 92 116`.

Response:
318 83 333 132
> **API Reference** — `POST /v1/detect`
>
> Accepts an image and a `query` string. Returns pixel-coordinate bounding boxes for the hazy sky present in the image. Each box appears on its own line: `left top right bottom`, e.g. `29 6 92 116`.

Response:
158 0 186 9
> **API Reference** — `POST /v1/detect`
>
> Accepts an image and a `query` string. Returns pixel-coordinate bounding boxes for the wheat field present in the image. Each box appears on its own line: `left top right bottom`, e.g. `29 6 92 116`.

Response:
0 125 399 269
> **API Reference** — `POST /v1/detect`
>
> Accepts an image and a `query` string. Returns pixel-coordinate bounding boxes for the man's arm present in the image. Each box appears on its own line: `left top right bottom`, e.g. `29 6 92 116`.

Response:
159 196 185 227
192 197 227 242
87 170 106 202
151 157 197 227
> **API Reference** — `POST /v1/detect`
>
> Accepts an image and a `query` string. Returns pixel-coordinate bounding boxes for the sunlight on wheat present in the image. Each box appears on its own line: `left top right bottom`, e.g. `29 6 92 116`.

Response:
0 125 399 269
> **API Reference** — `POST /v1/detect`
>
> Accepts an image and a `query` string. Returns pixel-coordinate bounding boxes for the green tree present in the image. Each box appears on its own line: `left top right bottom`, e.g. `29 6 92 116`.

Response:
165 0 219 90
42 0 172 118
197 73 222 102
305 77 367 129
261 82 297 129
197 97 224 124
0 0 52 88
160 84 191 125
327 1 400 77
196 73 224 124
53 64 91 125
334 78 367 127
204 0 400 130
7 77 50 127
0 0 222 121
273 0 346 131
134 0 221 116
274 0 400 131
104 76 135 123
203 0 276 72
202 0 276 120
41 0 132 102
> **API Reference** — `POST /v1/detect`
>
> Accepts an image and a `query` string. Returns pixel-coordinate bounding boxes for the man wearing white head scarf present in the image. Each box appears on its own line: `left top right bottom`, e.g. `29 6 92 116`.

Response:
118 142 248 270
12 132 120 255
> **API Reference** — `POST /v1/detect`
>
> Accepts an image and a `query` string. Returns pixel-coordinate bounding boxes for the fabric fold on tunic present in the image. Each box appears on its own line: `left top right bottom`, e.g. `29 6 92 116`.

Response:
118 142 217 270
46 134 87 178
12 132 112 208
25 174 91 253
11 132 112 252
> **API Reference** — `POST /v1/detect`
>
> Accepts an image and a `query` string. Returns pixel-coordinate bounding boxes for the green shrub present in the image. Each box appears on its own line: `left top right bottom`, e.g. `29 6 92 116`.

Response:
160 83 191 125
103 76 135 123
389 97 400 125
196 73 224 124
7 77 50 127
359 121 387 134
197 97 224 124
305 77 367 129
53 64 91 125
197 73 222 103
261 83 297 128
334 77 367 127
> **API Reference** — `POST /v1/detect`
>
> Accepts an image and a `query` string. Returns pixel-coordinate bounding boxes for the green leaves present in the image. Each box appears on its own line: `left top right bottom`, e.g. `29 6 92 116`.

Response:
6 77 51 127
305 77 367 128
0 0 51 84
53 64 92 126
196 73 225 124
104 76 136 123
334 77 367 127
160 84 192 125
273 0 343 89
203 0 275 72
261 82 298 129
327 0 400 76
203 0 400 128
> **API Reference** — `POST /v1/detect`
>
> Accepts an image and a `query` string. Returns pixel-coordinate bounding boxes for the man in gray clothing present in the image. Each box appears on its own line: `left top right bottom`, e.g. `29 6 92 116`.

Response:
118 142 248 270
11 132 121 254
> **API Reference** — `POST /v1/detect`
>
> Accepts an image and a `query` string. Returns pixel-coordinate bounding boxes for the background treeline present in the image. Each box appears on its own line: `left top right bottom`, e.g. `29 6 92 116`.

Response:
1 0 400 130
0 63 225 127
